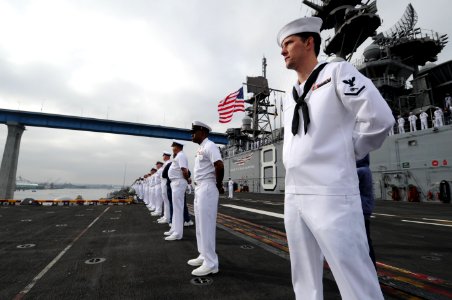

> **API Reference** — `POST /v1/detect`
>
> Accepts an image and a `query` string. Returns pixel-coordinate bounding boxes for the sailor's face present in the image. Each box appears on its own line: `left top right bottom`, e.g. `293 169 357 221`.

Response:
281 35 308 70
191 129 203 143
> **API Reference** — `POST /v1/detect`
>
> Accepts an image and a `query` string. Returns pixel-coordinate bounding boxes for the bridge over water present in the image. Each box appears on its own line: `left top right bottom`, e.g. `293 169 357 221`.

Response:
0 108 228 199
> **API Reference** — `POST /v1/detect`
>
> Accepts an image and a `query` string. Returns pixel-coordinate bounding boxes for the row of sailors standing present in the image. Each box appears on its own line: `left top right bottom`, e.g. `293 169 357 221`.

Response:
131 121 224 277
391 107 449 135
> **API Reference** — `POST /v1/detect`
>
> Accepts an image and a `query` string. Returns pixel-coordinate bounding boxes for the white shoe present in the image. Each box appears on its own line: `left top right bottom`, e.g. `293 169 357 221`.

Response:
184 220 194 227
164 231 173 236
151 211 161 216
187 257 204 267
165 234 181 241
191 265 218 276
158 218 167 224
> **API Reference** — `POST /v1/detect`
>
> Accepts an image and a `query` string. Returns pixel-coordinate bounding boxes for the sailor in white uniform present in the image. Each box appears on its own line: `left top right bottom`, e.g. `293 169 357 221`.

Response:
278 17 393 300
151 162 164 217
228 178 234 199
445 93 451 110
420 111 429 130
397 115 405 133
408 112 417 132
142 174 151 210
434 107 444 127
148 168 157 213
165 140 190 241
158 151 172 224
188 121 224 276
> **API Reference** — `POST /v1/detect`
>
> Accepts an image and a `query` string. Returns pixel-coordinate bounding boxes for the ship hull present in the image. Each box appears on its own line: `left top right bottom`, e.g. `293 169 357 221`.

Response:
224 125 452 202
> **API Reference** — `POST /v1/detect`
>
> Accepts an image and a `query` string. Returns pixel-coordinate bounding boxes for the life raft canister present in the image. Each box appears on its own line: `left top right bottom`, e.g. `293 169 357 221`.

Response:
427 190 433 200
407 185 420 202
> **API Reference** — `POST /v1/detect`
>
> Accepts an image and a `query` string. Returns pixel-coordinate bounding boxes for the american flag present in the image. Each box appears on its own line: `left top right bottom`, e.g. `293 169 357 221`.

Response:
218 87 245 123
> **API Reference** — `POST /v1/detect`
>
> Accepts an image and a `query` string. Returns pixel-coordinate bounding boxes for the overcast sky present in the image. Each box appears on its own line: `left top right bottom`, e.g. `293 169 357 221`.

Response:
1 0 451 186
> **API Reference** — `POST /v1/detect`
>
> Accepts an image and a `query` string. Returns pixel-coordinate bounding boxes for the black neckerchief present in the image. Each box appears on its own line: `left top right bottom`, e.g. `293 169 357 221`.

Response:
292 62 328 135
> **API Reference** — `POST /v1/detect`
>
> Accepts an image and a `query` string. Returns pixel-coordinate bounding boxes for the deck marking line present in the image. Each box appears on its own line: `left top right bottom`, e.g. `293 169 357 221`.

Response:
402 219 452 227
373 213 396 217
422 218 452 223
221 204 284 219
13 207 110 299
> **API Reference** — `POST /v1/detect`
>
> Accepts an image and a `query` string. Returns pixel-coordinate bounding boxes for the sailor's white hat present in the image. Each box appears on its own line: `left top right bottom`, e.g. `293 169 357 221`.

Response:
277 17 323 46
171 139 185 147
191 120 212 132
163 151 172 156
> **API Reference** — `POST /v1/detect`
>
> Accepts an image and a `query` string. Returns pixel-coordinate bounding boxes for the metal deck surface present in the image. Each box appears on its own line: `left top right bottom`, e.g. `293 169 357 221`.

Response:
1 193 451 300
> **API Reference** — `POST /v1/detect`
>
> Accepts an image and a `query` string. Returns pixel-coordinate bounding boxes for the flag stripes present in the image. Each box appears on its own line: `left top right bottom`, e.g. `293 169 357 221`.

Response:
218 87 245 123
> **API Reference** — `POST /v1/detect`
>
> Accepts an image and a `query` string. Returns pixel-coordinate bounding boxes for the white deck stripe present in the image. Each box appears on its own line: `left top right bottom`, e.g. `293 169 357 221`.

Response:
422 218 452 223
221 204 284 219
14 207 110 299
373 213 396 217
401 219 452 227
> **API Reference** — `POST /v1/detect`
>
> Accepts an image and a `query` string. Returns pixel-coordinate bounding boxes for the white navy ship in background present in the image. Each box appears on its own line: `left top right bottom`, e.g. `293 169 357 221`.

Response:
222 0 452 203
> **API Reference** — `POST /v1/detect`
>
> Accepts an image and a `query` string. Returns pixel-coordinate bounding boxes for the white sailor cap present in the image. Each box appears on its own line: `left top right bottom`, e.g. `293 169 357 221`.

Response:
277 17 323 46
171 139 185 147
163 151 172 156
191 120 212 132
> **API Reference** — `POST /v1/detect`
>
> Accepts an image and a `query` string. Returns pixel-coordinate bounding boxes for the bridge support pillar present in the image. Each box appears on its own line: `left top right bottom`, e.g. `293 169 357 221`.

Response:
0 122 25 199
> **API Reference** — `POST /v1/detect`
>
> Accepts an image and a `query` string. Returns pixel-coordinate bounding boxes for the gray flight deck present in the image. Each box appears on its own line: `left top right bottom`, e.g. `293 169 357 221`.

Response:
1 193 451 300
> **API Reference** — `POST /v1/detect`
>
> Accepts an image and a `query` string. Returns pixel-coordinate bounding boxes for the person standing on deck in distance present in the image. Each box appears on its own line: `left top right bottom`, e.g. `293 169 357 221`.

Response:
165 140 190 241
228 178 234 199
188 121 224 276
420 111 429 130
398 115 405 133
277 16 394 300
158 151 172 224
408 112 417 132
152 161 164 217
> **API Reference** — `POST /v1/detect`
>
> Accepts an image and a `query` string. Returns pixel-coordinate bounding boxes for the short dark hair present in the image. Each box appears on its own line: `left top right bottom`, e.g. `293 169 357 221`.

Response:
295 32 321 56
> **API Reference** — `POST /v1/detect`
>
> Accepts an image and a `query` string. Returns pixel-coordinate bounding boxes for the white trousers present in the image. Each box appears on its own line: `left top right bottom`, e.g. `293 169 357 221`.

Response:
154 185 163 214
228 187 233 198
284 194 383 300
410 121 416 132
161 180 170 220
143 185 149 205
194 180 219 269
170 179 188 238
398 124 405 133
421 119 428 130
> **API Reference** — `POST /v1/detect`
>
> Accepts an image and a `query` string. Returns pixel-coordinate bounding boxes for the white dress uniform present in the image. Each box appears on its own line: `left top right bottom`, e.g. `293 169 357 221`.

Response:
153 167 163 215
160 158 171 222
282 61 393 300
193 137 222 271
408 114 417 132
148 174 156 211
168 150 189 239
398 116 405 133
143 177 150 208
445 95 452 109
228 179 234 198
434 108 444 127
420 111 429 130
